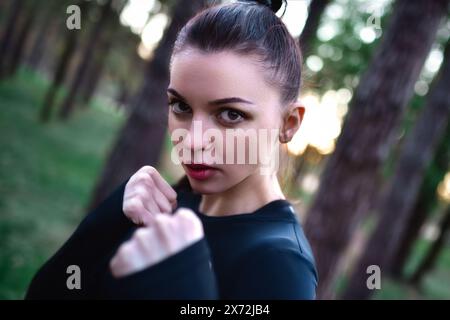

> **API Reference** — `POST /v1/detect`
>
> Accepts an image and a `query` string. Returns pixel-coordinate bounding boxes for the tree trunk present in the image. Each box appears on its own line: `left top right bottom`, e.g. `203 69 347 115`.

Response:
389 121 450 277
58 0 113 119
116 79 131 108
390 191 436 277
0 0 10 16
80 58 104 106
4 1 39 77
303 0 448 299
410 206 450 285
39 31 78 121
26 2 58 71
86 0 207 210
79 15 118 106
299 0 330 56
289 0 331 193
39 0 88 122
342 39 450 300
0 0 23 77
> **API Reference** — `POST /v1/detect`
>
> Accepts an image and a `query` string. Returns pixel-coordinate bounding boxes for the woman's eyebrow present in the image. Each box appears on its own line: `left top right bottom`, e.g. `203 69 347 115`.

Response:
167 88 254 106
167 88 186 101
208 97 254 106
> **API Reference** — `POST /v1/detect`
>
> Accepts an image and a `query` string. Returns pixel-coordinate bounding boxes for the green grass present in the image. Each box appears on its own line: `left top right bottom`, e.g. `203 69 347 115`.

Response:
0 69 125 299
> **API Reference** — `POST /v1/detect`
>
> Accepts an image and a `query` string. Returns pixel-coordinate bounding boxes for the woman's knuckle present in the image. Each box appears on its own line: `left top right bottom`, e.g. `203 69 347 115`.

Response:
135 186 148 199
119 242 134 257
134 228 150 241
146 166 157 176
136 172 149 183
145 177 155 189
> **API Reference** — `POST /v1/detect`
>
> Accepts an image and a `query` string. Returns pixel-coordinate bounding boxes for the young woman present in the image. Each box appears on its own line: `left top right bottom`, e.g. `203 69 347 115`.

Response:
26 0 318 300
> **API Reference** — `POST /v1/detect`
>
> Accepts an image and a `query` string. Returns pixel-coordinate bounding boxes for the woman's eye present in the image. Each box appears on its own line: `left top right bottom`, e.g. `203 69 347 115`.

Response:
218 109 246 124
169 101 191 114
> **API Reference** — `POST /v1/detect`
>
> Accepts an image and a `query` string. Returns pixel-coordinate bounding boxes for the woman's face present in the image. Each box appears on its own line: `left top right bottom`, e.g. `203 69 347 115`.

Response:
168 48 285 194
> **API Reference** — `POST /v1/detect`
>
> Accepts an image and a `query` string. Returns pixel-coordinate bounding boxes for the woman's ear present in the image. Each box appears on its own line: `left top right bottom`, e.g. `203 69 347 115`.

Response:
279 101 305 143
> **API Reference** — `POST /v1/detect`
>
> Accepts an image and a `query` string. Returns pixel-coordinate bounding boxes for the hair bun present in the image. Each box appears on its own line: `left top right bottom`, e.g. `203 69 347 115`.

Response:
251 0 284 13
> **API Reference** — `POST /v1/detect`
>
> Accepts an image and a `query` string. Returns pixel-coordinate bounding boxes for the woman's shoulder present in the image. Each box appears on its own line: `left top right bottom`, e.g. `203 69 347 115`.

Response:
237 202 319 286
246 236 317 277
228 235 318 299
244 200 317 273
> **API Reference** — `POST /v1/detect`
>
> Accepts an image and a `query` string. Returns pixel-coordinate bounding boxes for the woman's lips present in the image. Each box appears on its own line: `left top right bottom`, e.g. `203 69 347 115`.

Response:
183 163 218 181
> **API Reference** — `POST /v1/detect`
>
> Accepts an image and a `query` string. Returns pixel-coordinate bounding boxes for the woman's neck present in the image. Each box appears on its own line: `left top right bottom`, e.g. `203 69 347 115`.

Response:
198 173 285 217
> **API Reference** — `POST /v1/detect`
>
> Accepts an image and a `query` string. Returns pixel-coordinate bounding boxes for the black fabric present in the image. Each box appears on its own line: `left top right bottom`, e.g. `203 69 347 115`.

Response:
25 179 318 300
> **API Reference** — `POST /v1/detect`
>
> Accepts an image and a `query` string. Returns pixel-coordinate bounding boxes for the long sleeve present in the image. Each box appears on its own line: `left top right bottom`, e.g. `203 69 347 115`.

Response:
25 180 219 300
25 180 134 299
100 238 218 299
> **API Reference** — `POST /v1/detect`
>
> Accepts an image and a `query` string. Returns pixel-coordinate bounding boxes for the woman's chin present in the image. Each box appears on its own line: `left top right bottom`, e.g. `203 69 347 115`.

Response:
188 178 224 194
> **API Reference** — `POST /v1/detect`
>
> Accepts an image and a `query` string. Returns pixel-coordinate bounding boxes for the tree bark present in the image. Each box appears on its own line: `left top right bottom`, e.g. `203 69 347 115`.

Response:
410 206 450 285
79 58 104 105
26 1 59 71
39 0 88 122
299 0 330 56
389 121 450 277
342 38 450 300
303 0 448 299
58 0 113 119
79 11 120 107
86 0 207 209
0 0 23 77
39 31 78 121
289 0 331 193
4 1 39 77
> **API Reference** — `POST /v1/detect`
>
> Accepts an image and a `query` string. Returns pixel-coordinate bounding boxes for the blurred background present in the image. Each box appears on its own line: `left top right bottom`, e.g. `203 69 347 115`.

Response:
0 0 449 299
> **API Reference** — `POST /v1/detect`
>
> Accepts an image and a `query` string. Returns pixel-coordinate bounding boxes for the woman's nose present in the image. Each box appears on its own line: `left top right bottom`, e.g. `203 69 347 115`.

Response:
182 119 213 153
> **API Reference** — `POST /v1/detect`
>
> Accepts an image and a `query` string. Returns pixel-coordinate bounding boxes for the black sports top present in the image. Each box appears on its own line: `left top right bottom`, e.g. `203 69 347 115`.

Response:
25 180 318 300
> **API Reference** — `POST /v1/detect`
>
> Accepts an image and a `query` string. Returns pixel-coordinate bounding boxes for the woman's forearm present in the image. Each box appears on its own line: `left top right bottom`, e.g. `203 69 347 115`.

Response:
25 179 134 299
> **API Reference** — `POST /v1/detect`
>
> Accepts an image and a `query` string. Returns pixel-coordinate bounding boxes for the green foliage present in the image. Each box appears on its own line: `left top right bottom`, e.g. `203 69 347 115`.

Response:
304 0 393 94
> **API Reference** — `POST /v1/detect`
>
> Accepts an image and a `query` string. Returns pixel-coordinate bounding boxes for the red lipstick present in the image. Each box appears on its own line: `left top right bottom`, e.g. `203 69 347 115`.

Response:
183 163 218 181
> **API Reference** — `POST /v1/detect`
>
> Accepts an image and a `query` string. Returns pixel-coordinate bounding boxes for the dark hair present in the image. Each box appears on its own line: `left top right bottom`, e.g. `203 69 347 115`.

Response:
171 0 302 193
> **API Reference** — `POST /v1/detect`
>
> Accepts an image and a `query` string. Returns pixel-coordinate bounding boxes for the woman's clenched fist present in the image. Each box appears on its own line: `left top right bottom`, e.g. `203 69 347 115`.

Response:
123 166 178 226
110 208 204 278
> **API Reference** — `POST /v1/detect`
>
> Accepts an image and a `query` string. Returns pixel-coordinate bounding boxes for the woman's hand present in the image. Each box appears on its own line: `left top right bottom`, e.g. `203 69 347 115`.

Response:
110 208 204 278
123 166 178 226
